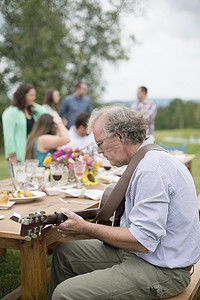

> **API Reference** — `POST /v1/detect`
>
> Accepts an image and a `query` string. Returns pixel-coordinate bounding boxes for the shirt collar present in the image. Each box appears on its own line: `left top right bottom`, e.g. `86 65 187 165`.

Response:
137 137 153 152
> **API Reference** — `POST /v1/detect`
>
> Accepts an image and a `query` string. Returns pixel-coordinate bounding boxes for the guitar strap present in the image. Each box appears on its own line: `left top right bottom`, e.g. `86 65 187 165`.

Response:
94 144 166 222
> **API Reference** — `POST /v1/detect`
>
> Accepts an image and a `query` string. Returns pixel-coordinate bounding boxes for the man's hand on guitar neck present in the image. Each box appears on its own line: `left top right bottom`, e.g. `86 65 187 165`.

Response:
57 208 148 253
57 208 87 238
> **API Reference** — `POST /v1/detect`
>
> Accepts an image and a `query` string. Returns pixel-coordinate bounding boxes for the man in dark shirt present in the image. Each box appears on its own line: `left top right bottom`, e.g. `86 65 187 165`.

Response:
58 82 93 129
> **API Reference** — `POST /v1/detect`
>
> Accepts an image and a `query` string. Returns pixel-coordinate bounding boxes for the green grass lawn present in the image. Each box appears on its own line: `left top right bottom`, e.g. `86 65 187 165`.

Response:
0 153 9 180
154 129 200 194
0 129 200 298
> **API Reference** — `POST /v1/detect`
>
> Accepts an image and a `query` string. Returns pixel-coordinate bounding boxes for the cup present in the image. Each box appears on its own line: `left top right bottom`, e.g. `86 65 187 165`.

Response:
12 162 27 189
50 162 64 187
29 167 45 190
73 161 86 188
25 159 39 177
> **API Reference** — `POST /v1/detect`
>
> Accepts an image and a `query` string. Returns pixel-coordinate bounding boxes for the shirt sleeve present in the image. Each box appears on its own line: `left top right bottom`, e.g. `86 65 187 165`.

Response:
32 104 46 120
86 99 93 114
2 108 17 156
58 98 68 117
128 170 170 253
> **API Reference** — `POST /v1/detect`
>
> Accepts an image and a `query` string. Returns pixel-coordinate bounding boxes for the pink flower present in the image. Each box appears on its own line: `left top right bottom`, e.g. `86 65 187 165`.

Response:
72 152 79 159
67 162 73 170
83 154 92 166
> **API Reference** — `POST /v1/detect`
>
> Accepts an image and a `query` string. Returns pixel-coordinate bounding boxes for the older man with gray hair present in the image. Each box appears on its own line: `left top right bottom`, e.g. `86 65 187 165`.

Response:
48 105 200 300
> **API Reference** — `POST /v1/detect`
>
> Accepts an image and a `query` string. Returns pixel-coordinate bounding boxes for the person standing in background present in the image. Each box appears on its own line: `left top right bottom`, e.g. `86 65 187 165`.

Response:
131 86 157 141
58 82 93 129
42 88 61 118
2 83 46 163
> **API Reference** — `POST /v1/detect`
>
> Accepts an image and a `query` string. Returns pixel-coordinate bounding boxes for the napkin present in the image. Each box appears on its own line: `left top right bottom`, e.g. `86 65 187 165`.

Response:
84 189 103 201
62 188 103 201
96 174 120 184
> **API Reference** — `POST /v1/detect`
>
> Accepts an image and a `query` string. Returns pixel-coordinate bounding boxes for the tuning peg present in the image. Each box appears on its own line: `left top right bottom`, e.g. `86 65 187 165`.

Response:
34 212 40 223
38 225 43 236
40 210 46 221
31 227 38 239
29 212 35 223
25 229 32 241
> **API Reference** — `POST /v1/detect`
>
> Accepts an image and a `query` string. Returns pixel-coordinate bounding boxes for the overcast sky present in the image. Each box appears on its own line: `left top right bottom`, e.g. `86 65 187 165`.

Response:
101 0 200 102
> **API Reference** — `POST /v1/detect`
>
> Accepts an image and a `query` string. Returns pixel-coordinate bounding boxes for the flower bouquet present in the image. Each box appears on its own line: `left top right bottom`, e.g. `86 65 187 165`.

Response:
43 147 98 185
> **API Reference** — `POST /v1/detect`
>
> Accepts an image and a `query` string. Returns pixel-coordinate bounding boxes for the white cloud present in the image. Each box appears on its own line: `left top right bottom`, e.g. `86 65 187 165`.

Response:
102 0 200 102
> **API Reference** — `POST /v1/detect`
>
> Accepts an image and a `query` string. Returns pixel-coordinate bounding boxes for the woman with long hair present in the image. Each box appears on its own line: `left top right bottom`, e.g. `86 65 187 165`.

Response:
42 88 60 118
25 114 70 167
2 83 46 163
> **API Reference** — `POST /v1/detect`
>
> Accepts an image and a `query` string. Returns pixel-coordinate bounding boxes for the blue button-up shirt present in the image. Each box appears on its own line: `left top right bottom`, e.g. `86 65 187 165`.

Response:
120 140 200 268
58 94 93 129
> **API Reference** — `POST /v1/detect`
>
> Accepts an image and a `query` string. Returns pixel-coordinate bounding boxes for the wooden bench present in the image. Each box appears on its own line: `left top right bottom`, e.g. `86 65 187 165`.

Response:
2 257 200 300
165 259 200 300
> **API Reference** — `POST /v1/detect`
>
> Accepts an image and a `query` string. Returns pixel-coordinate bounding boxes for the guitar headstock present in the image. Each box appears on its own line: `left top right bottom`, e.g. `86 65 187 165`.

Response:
10 211 63 241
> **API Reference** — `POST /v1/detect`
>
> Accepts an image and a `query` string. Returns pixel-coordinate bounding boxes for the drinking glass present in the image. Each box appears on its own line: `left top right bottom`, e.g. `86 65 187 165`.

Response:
50 162 64 187
102 157 112 172
29 167 46 190
12 162 27 189
25 159 39 188
73 161 86 188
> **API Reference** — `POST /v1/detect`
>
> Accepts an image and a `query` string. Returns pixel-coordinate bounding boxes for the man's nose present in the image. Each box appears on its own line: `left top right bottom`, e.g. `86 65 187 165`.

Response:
97 148 103 154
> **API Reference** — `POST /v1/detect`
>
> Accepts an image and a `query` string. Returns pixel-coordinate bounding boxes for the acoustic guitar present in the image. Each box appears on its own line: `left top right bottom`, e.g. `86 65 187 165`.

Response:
10 184 124 241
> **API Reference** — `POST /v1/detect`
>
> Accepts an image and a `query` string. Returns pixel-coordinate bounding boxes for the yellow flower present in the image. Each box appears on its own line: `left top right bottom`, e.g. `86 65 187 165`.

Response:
93 161 98 177
43 156 52 166
82 169 99 186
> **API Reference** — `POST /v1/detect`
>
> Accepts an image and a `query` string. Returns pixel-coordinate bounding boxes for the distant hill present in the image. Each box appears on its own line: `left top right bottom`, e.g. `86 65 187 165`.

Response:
100 98 200 108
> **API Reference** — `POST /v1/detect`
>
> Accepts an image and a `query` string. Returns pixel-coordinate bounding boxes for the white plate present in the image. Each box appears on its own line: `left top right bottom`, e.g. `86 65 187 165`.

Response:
0 201 15 209
9 191 46 204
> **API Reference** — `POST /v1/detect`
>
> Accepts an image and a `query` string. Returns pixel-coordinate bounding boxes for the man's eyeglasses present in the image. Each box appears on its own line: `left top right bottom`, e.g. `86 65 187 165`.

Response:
96 137 109 150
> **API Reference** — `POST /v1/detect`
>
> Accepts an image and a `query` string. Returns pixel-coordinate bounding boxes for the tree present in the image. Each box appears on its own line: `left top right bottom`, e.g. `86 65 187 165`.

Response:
155 99 200 130
0 0 137 105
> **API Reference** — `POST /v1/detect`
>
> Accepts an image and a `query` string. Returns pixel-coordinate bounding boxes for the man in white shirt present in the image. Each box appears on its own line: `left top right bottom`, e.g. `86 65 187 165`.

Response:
48 105 200 300
60 112 95 152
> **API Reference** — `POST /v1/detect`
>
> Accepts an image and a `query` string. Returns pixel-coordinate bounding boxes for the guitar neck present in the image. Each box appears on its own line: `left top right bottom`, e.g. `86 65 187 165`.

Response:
45 208 99 225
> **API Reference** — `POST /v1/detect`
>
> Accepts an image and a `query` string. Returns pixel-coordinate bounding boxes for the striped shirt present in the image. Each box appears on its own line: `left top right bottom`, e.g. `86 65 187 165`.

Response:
131 99 157 136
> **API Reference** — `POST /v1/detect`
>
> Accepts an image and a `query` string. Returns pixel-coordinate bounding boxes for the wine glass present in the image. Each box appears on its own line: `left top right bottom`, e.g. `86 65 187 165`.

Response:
73 161 87 188
25 159 39 189
12 162 27 190
29 167 46 190
102 157 112 173
50 162 64 187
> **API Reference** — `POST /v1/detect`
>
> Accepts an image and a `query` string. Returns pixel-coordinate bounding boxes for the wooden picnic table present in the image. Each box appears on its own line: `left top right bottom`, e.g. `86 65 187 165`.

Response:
182 154 196 173
0 153 196 299
0 178 103 300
